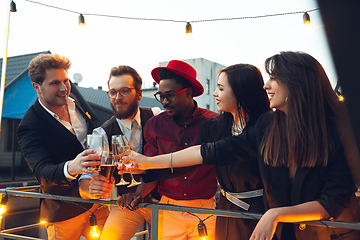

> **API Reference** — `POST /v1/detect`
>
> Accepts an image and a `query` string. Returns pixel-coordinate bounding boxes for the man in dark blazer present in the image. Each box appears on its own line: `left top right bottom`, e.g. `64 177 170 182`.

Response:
17 54 109 240
79 65 160 240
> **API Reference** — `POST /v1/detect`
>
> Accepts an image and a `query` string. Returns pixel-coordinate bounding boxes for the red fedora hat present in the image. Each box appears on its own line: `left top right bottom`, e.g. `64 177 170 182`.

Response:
151 60 204 97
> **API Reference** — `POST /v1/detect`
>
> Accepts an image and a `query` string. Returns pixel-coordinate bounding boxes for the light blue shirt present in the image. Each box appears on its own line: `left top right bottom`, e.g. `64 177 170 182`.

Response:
79 107 162 181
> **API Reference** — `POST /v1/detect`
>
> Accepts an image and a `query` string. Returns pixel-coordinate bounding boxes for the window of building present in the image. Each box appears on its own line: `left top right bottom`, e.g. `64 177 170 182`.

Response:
206 79 210 95
0 118 33 182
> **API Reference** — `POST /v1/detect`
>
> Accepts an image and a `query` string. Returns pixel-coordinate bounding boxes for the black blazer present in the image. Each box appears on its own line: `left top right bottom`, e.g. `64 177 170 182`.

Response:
17 99 94 223
101 107 160 201
202 112 360 240
198 116 264 240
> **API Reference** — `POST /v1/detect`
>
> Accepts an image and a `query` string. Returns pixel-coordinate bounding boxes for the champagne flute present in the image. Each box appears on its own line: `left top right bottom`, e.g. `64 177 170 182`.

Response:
112 135 130 186
117 135 141 187
86 134 103 171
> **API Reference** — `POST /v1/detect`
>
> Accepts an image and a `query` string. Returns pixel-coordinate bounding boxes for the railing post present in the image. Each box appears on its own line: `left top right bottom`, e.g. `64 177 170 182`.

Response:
158 208 163 240
150 204 164 240
151 205 163 240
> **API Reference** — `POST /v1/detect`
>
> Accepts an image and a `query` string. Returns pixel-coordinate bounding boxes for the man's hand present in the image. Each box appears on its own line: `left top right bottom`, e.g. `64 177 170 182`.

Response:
89 174 114 199
117 192 143 211
67 149 100 175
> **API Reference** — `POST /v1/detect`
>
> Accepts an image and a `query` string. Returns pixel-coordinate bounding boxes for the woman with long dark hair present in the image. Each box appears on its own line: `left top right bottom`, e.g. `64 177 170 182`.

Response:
198 64 270 239
124 52 360 240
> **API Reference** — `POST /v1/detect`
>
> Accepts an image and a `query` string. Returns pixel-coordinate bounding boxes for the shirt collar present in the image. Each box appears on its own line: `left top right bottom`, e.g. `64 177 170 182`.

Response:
38 97 75 120
116 108 141 130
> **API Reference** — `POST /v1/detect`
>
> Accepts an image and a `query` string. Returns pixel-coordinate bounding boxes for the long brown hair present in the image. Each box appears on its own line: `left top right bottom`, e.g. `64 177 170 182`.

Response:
260 52 340 167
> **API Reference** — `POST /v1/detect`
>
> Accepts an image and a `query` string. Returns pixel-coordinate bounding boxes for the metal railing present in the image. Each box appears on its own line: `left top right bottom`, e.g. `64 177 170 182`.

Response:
1 187 360 240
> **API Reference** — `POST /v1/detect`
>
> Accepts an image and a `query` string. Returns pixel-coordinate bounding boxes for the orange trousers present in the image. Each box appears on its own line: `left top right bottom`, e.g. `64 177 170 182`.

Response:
159 195 216 240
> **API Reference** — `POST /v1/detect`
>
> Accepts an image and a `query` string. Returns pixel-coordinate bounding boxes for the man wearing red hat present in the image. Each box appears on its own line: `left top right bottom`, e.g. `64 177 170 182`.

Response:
119 60 218 239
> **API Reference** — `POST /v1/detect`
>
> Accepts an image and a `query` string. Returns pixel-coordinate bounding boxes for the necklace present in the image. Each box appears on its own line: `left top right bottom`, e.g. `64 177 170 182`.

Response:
231 123 243 136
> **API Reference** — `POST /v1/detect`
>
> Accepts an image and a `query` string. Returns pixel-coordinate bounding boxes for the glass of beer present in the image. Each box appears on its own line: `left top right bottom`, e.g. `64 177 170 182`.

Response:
86 134 103 171
94 151 116 199
99 151 116 179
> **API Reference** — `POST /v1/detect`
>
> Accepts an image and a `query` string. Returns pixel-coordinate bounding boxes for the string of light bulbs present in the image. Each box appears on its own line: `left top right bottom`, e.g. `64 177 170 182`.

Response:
17 0 318 33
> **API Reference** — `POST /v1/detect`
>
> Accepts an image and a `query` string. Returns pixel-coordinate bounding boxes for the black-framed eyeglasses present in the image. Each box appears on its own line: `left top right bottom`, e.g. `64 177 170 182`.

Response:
107 87 135 98
154 88 188 103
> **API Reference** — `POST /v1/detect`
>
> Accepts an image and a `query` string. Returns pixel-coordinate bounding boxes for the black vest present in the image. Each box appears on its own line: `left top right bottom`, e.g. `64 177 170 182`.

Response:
101 108 160 200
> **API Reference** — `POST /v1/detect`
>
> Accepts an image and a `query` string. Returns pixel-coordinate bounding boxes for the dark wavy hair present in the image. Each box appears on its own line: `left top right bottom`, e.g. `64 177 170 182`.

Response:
260 51 340 167
28 54 71 85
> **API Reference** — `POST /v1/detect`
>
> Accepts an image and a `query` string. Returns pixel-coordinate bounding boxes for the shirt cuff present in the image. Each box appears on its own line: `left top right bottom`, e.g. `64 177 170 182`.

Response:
78 173 94 181
64 161 78 181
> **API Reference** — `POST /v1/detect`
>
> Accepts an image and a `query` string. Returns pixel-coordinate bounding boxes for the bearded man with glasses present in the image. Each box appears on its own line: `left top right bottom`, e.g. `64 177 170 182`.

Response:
118 60 218 240
79 65 161 240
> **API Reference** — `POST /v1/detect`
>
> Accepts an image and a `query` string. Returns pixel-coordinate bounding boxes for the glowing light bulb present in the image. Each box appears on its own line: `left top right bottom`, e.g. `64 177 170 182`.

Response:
0 194 8 217
89 213 100 238
338 95 344 101
40 220 47 224
78 14 85 25
302 12 313 33
0 204 6 224
186 22 192 34
10 0 17 12
0 204 6 216
198 221 208 239
90 225 100 238
303 12 311 24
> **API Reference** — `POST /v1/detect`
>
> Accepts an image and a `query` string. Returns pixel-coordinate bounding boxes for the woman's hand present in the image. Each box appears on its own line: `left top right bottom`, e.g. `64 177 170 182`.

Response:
120 150 153 170
250 201 329 240
250 208 279 240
